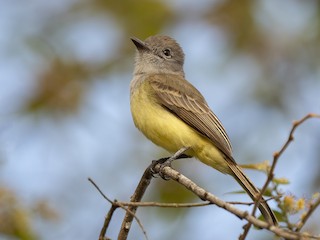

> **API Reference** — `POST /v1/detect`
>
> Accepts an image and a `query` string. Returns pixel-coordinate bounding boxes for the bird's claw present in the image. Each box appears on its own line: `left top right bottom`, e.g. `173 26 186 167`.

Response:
150 157 172 180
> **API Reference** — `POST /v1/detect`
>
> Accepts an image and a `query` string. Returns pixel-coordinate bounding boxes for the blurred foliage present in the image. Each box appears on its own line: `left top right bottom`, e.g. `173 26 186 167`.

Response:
149 179 197 217
206 0 259 51
0 187 58 240
90 0 175 37
0 187 36 240
26 59 89 115
21 0 174 115
19 0 320 115
206 0 320 109
154 180 196 203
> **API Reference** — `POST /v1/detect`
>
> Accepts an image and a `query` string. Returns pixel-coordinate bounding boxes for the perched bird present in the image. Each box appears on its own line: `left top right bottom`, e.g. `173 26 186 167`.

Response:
130 35 277 225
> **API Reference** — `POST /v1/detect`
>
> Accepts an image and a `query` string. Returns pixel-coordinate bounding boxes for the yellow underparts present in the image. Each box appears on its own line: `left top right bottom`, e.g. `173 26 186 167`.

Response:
130 80 232 175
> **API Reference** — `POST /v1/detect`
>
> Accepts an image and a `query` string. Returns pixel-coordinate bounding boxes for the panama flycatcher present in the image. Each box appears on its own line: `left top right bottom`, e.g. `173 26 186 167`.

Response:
129 35 277 225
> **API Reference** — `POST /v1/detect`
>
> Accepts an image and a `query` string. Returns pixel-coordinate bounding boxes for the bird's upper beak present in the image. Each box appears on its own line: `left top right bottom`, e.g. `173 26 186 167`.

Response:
131 37 150 51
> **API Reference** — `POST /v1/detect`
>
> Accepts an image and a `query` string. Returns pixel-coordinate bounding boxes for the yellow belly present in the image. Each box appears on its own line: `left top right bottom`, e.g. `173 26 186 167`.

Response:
130 81 231 174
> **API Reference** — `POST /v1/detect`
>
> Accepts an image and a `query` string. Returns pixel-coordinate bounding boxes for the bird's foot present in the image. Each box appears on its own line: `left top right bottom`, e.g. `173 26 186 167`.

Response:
150 146 190 180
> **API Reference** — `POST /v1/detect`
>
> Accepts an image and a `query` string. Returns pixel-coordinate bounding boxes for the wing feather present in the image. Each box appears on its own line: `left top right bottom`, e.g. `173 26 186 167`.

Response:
149 74 233 160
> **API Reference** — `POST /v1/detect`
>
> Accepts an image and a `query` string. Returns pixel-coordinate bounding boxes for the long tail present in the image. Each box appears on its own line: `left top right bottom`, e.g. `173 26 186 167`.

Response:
226 159 278 225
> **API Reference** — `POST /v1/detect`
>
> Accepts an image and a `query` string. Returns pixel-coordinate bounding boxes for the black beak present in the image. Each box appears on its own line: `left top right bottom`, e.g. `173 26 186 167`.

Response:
130 37 150 51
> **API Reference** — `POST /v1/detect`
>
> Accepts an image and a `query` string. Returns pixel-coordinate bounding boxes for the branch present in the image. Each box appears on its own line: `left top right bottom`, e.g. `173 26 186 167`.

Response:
107 198 275 208
88 177 149 240
94 113 320 239
112 201 212 208
117 164 154 240
152 163 320 240
295 196 320 232
117 153 190 240
99 204 116 240
88 177 118 239
241 113 320 239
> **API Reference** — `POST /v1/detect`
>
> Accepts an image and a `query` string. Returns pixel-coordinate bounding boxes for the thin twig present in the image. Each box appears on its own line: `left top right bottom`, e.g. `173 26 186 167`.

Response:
89 178 114 204
111 198 276 208
88 178 149 240
116 201 149 240
295 196 320 232
89 177 117 240
117 164 154 240
241 113 320 239
230 196 280 206
114 201 212 208
99 205 117 240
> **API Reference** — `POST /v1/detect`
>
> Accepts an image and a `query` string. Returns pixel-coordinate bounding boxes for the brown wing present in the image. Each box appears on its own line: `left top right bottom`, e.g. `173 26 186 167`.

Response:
149 74 233 161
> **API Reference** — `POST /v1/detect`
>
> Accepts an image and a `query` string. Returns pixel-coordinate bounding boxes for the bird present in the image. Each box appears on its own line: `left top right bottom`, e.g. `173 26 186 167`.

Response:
129 35 277 225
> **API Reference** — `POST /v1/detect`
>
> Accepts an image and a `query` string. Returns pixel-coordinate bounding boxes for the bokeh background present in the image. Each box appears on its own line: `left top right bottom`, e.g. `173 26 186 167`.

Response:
1 0 320 239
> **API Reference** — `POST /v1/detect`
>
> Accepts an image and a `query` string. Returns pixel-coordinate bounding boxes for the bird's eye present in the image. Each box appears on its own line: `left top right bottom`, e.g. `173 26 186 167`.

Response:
163 48 172 57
